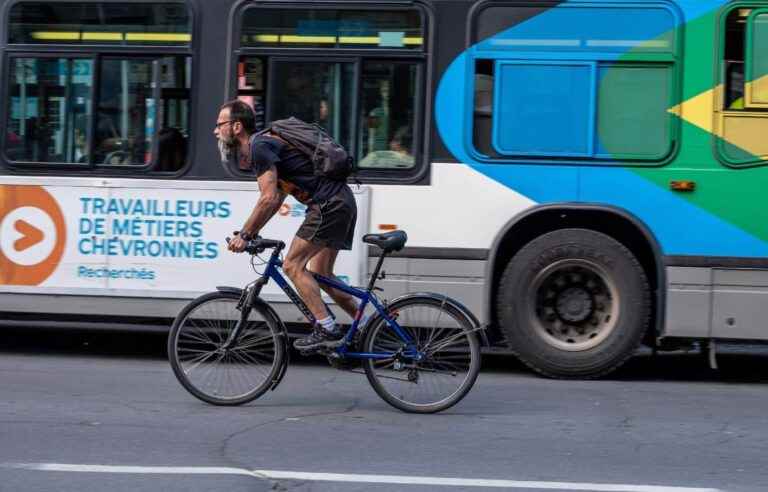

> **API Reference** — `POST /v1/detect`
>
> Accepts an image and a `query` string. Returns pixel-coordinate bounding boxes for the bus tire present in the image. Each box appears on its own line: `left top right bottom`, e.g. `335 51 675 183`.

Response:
496 228 650 379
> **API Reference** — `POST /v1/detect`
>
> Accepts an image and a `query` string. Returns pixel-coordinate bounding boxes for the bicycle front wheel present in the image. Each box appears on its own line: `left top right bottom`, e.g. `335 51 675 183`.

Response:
363 295 481 413
168 291 286 406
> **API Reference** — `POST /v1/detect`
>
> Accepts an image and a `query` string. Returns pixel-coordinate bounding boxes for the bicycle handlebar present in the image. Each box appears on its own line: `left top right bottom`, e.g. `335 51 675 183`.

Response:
226 234 285 255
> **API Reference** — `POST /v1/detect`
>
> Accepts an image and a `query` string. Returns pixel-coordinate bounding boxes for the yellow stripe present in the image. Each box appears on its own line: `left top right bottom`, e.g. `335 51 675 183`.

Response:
124 33 191 42
30 31 190 42
254 34 279 42
31 31 80 41
337 35 423 45
82 32 123 41
279 35 336 44
338 36 379 44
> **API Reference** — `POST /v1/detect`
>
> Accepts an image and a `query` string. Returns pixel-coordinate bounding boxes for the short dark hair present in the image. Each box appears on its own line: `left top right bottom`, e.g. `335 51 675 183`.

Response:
220 99 256 134
393 126 413 150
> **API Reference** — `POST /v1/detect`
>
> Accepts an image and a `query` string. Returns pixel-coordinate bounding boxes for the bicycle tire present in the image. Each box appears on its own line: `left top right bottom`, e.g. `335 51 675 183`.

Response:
168 291 286 406
363 295 481 413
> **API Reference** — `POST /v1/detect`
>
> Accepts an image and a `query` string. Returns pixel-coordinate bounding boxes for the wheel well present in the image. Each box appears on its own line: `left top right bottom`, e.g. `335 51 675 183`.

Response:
487 208 662 341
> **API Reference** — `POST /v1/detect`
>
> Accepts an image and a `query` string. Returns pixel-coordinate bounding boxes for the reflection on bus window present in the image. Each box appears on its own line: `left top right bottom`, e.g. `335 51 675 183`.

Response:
5 56 191 170
5 57 93 163
97 56 191 170
270 61 354 151
237 57 266 131
358 61 417 169
155 56 191 172
97 59 155 166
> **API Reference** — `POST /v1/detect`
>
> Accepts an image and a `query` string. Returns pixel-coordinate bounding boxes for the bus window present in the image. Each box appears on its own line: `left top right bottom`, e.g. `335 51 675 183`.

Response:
747 10 768 105
470 4 678 163
96 59 154 166
6 2 193 173
239 5 426 179
268 61 354 153
155 56 192 172
96 56 191 169
5 57 93 163
724 9 747 110
472 60 496 158
9 2 191 46
717 6 768 166
358 62 418 169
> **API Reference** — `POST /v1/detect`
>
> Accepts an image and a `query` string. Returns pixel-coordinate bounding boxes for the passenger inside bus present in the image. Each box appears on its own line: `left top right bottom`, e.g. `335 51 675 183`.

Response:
74 112 125 164
155 127 187 172
358 125 414 168
5 130 22 161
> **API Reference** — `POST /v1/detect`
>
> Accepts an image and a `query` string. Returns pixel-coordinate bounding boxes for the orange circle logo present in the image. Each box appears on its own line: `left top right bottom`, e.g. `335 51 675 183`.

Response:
0 185 66 285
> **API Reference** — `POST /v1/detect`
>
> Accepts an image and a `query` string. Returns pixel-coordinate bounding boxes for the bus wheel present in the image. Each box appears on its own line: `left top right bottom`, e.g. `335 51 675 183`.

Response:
496 228 650 379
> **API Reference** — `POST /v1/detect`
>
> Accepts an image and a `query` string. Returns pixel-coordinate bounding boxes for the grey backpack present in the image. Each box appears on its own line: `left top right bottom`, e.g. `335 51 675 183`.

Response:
259 117 355 181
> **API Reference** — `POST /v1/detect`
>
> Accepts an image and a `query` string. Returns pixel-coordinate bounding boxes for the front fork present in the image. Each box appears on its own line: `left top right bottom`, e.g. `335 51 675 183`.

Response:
221 277 267 350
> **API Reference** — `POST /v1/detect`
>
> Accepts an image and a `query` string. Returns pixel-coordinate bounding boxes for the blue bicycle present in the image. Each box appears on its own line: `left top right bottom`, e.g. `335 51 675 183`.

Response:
168 230 482 413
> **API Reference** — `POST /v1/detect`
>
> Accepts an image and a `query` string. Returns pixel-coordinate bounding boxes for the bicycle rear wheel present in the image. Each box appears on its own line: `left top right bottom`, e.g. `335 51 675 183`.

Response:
363 295 481 413
168 291 286 405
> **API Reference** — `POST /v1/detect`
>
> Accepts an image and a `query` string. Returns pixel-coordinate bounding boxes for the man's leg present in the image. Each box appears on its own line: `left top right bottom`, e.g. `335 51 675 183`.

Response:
282 236 328 321
308 248 358 319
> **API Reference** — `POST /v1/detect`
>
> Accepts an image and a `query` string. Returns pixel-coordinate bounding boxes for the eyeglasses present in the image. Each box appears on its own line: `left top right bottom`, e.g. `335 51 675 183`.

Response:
214 120 235 129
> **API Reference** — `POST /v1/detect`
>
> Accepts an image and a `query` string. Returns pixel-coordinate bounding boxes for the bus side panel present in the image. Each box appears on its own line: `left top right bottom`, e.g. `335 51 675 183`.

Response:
664 267 712 338
368 255 486 324
666 266 768 341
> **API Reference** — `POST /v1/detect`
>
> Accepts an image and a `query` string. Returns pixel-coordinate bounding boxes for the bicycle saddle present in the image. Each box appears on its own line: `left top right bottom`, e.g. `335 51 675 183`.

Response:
363 230 407 253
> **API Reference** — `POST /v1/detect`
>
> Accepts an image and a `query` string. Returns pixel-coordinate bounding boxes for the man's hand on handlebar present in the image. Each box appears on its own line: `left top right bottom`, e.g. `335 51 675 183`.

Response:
227 231 250 253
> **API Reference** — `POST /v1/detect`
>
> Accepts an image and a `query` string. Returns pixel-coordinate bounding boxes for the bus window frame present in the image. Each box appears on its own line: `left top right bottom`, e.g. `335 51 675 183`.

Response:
230 1 433 185
716 2 768 169
1 0 198 177
465 0 683 168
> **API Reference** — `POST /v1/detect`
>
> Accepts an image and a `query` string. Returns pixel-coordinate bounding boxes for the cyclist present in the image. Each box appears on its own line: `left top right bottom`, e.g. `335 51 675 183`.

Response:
215 100 359 351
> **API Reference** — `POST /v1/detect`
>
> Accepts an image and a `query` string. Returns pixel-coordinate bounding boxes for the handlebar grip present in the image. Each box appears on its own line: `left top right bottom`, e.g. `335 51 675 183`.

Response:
225 235 284 255
255 239 283 248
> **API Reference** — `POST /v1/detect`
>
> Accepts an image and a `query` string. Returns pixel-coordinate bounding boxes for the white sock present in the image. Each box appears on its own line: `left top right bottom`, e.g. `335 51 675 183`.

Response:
317 316 337 333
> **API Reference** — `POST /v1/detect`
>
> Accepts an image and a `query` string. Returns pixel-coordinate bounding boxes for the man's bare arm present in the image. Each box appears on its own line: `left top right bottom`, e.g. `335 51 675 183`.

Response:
241 164 286 237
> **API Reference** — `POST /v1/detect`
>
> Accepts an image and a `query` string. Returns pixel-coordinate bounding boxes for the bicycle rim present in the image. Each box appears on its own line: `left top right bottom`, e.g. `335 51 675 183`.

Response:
364 298 480 413
170 292 283 405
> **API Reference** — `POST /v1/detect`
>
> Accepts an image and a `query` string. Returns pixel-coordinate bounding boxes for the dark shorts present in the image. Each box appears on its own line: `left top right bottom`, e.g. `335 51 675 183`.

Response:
296 187 357 250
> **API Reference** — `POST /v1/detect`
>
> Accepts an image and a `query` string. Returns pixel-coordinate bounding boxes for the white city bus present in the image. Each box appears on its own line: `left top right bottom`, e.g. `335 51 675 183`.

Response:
4 0 767 378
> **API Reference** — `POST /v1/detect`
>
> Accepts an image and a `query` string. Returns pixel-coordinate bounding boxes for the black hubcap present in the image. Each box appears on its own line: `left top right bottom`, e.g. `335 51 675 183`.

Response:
555 287 594 323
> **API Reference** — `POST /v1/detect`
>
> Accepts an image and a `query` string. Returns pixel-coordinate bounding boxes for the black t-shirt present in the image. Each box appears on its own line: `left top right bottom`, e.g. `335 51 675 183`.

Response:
250 135 344 204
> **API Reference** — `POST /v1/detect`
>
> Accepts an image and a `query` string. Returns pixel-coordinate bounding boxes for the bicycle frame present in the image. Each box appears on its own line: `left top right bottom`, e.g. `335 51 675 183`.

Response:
248 247 421 361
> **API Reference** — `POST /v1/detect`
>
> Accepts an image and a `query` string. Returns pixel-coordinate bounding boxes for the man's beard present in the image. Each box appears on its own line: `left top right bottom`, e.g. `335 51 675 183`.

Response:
218 137 237 164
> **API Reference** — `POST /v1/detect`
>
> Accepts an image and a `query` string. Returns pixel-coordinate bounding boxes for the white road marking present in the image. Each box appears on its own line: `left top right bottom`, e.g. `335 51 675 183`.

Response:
3 463 255 477
0 463 723 492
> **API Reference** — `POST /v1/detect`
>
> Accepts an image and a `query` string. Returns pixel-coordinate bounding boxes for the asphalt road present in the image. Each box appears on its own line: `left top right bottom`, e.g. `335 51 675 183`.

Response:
1 327 767 492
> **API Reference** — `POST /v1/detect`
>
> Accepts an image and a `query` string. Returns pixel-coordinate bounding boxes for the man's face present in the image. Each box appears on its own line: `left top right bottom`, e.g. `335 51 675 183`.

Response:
214 108 237 147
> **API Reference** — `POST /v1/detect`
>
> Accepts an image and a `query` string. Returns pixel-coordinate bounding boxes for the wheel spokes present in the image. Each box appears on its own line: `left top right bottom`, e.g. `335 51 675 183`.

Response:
173 297 279 401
